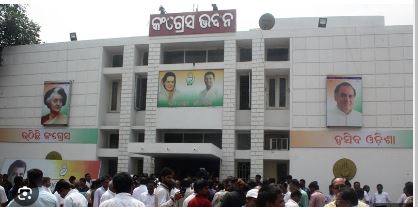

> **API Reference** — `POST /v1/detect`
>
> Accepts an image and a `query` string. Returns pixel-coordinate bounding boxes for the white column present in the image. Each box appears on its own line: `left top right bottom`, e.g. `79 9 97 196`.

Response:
143 43 161 174
250 37 265 178
118 45 135 173
220 40 237 179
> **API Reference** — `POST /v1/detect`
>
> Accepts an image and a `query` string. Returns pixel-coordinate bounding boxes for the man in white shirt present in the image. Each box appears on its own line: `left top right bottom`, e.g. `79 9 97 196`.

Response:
0 175 8 207
138 180 155 207
84 174 92 189
199 71 220 105
245 188 258 207
327 81 362 127
7 169 59 207
99 172 145 207
286 190 301 207
93 176 110 207
100 181 115 203
55 180 88 207
371 184 391 207
155 168 183 207
132 178 148 201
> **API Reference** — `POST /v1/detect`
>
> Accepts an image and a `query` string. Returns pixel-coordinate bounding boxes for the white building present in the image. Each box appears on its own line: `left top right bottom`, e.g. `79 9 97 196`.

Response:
0 14 412 198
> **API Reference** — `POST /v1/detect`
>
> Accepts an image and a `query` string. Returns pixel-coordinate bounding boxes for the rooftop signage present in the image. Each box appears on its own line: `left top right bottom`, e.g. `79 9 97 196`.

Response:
149 9 236 37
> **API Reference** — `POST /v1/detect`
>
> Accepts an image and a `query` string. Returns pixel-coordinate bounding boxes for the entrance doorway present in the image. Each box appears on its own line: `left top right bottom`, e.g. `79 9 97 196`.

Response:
154 157 220 179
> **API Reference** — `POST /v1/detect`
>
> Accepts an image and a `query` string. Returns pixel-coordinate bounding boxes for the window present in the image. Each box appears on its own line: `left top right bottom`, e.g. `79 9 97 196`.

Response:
269 138 288 150
162 132 222 148
266 48 289 61
204 133 222 149
109 81 121 112
164 51 184 64
264 132 289 150
109 134 119 148
208 49 224 62
143 52 148 66
239 48 252 62
239 74 251 110
236 132 251 150
107 158 118 177
112 55 123 67
185 51 206 63
236 161 250 180
135 76 147 111
266 77 288 108
184 133 203 143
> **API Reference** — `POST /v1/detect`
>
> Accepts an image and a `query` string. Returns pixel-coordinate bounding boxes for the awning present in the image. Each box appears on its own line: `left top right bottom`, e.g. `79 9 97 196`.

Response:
128 143 222 159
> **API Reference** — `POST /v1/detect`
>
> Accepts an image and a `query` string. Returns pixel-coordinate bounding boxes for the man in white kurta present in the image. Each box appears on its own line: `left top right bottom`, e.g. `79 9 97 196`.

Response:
99 172 145 207
327 82 362 126
63 189 88 207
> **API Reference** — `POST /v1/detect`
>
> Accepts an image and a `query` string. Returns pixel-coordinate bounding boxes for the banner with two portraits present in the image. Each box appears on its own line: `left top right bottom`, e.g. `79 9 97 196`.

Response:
326 76 362 127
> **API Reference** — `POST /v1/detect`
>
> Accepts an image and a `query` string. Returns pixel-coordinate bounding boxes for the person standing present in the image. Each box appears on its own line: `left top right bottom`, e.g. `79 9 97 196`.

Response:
371 184 391 207
93 176 110 207
155 167 183 207
285 191 301 207
99 181 115 203
55 180 88 207
0 175 8 207
7 168 59 207
99 172 145 207
289 180 308 207
187 179 211 207
256 185 285 207
138 180 155 207
308 182 325 207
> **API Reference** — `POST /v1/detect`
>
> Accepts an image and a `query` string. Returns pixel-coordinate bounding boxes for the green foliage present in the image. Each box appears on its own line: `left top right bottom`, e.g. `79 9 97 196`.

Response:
0 4 41 47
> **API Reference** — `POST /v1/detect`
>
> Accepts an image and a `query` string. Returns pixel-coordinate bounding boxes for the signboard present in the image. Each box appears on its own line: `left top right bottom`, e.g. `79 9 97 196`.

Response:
1 159 100 181
327 76 362 127
42 81 72 126
290 130 412 148
150 10 236 36
158 70 224 107
0 128 97 144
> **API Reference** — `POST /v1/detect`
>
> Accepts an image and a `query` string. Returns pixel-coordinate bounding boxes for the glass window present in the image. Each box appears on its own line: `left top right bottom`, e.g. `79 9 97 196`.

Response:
110 81 121 112
239 48 252 62
164 51 184 64
208 49 224 62
204 133 222 149
236 133 251 150
237 161 250 181
266 76 288 108
112 55 123 67
142 52 148 66
184 133 203 143
266 48 289 61
239 75 251 110
109 134 119 148
135 77 147 111
164 133 183 143
185 50 206 63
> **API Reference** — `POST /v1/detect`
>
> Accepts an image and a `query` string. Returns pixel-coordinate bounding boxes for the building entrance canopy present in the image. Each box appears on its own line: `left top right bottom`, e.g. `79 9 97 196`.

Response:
128 143 222 159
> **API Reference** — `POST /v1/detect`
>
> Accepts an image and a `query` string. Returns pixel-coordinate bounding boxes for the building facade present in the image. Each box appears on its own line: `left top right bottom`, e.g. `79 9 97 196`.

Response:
0 15 413 197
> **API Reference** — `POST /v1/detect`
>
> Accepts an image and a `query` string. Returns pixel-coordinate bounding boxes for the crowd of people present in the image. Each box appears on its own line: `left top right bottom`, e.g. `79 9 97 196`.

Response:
0 167 413 207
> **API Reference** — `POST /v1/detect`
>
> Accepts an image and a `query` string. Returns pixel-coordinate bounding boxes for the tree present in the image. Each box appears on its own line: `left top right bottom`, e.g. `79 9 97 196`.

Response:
0 4 41 64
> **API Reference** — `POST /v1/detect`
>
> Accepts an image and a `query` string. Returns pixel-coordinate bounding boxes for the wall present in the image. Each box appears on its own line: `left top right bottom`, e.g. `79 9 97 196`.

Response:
157 108 223 129
264 109 290 128
289 148 412 199
291 26 413 129
0 42 101 167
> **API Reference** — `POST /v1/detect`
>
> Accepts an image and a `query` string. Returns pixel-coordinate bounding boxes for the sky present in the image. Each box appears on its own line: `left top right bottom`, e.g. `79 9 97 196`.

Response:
15 0 415 43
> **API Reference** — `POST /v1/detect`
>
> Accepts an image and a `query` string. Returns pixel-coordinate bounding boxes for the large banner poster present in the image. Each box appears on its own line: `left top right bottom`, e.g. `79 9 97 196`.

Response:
41 81 72 126
326 76 362 127
290 130 412 148
1 159 100 181
158 70 224 107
